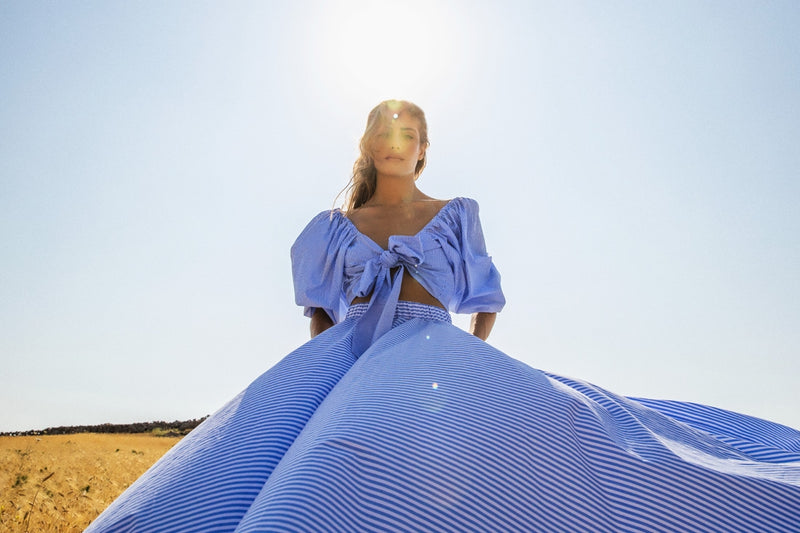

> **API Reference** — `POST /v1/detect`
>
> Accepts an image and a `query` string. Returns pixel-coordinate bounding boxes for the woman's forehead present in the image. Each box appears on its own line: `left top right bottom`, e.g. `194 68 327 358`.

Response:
376 111 420 130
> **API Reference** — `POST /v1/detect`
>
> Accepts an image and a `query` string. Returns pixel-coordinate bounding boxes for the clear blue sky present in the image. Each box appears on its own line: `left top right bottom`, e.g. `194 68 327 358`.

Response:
2 1 798 432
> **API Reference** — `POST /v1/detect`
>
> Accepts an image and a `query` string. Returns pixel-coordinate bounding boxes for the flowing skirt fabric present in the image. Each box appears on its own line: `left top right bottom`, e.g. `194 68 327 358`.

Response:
86 304 800 532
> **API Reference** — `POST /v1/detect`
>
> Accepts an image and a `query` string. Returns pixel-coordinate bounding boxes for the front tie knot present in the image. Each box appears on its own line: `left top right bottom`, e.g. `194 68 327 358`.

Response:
351 235 426 355
385 237 424 269
379 250 400 269
357 238 425 294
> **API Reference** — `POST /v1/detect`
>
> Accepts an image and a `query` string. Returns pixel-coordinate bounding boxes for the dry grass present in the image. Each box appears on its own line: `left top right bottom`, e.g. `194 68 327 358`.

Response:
0 433 180 532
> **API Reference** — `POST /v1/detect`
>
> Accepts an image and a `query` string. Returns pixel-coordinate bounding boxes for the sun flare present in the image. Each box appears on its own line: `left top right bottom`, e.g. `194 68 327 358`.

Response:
313 1 470 103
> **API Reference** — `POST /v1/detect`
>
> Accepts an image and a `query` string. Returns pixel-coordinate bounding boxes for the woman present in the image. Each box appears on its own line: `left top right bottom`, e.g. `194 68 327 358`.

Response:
298 99 502 351
87 101 800 532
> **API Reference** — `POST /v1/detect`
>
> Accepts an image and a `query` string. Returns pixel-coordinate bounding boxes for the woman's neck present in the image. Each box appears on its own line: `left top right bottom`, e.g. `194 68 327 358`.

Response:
367 175 422 206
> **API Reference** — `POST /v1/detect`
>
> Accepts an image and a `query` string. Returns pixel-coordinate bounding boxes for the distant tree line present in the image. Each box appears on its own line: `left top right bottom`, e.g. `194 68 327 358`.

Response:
1 417 208 437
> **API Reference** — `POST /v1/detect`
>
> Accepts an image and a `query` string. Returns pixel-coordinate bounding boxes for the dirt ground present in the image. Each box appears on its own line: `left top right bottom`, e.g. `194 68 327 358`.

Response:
0 433 180 532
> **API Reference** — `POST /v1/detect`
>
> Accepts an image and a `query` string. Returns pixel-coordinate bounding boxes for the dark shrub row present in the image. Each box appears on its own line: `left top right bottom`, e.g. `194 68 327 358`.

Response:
1 417 208 437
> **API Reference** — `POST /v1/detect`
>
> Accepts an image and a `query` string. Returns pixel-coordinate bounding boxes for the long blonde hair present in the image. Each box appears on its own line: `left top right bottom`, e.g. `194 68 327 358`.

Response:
340 100 430 212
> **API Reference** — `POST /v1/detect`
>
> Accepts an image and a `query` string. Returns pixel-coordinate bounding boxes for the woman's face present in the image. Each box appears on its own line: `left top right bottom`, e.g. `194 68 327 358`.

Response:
370 112 426 179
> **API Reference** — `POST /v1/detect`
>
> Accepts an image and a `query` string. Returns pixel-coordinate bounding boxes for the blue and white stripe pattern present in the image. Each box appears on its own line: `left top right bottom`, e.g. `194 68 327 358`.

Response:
87 303 800 532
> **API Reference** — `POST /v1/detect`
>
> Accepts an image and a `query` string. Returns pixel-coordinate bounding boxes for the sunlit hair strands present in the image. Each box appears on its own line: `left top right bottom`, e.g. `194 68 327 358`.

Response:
339 100 430 212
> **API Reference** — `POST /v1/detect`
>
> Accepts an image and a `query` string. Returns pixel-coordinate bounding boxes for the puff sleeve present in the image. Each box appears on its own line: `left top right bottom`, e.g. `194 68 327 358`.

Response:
290 210 355 324
447 198 506 314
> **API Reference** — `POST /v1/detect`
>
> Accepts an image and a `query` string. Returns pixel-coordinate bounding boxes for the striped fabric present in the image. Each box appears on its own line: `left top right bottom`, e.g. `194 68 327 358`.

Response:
347 301 452 325
87 303 800 532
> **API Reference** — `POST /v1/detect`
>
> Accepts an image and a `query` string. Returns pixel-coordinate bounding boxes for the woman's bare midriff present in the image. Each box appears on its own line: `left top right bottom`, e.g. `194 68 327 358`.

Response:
350 269 445 308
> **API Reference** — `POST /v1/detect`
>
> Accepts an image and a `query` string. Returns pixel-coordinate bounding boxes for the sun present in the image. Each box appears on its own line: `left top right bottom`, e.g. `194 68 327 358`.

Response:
311 1 471 104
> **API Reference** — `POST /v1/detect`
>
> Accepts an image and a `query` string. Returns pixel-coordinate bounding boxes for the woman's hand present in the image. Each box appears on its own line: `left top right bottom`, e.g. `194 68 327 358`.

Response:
310 308 335 338
469 312 497 341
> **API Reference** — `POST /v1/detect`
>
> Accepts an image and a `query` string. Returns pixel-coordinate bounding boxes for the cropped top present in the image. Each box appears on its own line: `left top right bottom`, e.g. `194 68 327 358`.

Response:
291 197 505 353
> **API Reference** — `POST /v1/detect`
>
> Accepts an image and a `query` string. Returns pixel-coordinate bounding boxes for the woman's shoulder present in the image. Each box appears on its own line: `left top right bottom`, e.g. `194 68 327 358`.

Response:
437 197 481 222
300 207 350 229
292 208 354 250
447 196 478 209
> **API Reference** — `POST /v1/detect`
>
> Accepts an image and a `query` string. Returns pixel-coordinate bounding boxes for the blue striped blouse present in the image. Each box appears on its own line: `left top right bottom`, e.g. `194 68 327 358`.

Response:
291 197 505 352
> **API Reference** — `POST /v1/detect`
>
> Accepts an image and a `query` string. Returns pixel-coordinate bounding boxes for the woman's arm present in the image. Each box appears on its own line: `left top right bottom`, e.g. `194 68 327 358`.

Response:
469 312 497 341
310 308 335 338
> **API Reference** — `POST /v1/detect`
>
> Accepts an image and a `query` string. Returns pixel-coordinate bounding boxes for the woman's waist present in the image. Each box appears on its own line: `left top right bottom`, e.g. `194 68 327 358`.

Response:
349 270 445 309
346 300 451 325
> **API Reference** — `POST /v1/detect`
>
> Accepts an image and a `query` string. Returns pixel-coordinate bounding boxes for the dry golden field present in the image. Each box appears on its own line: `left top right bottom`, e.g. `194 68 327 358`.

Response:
0 433 180 532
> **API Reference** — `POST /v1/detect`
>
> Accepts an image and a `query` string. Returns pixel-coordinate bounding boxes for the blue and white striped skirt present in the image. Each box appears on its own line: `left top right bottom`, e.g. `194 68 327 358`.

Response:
87 303 800 532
